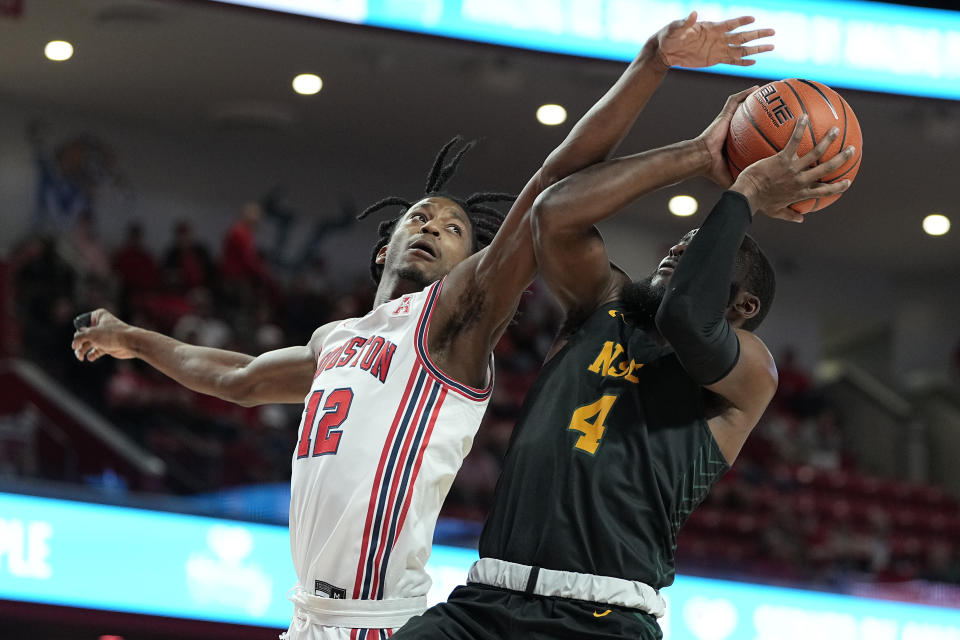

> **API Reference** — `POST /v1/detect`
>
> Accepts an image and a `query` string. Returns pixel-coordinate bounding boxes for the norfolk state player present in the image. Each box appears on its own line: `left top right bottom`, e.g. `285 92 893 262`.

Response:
395 97 854 637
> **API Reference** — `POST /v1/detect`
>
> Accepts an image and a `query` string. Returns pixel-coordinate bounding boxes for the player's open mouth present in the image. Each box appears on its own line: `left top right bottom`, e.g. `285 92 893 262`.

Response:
408 240 437 260
657 260 676 274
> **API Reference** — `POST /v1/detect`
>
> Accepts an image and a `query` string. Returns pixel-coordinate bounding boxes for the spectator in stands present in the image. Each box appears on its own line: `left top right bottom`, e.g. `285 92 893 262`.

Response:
218 202 277 330
113 221 159 315
162 220 215 294
11 235 77 361
219 202 271 288
172 288 233 349
802 408 843 470
64 210 112 284
282 257 333 344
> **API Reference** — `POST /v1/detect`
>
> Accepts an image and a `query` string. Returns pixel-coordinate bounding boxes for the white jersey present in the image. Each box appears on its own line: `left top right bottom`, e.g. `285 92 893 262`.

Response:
288 278 492 608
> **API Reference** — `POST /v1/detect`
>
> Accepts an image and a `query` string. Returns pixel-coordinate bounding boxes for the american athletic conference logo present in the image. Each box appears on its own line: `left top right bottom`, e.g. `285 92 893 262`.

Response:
393 295 412 316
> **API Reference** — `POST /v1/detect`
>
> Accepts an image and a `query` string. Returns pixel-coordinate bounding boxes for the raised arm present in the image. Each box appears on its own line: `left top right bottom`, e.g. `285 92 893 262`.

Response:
532 84 775 315
541 12 773 184
658 116 854 462
72 308 331 406
433 16 774 383
532 139 716 314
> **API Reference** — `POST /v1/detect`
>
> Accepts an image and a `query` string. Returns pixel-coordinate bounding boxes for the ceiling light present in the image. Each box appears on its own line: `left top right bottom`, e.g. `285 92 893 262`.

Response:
922 213 950 236
668 195 698 217
292 73 322 95
44 40 73 61
536 104 566 126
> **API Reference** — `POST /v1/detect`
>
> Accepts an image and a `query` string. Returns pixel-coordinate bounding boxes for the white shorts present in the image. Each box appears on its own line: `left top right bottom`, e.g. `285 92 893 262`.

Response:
280 586 425 640
280 620 398 640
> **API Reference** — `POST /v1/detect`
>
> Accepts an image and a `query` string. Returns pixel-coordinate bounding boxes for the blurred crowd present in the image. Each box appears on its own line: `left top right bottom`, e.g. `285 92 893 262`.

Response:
1 205 959 594
1 202 558 496
5 203 372 491
678 353 960 592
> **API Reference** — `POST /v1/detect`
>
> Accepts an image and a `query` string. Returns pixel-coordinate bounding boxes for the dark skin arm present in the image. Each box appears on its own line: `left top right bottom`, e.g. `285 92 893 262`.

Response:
532 138 716 315
707 119 854 462
428 15 775 388
71 309 335 406
533 89 854 462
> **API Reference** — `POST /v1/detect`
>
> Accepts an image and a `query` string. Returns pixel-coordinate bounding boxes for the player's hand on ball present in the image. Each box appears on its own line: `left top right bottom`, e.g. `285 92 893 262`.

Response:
71 308 136 362
695 86 759 187
731 115 854 223
654 12 775 69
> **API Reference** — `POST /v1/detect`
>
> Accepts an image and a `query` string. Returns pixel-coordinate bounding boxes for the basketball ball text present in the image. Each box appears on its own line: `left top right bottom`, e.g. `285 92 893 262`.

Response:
759 85 794 126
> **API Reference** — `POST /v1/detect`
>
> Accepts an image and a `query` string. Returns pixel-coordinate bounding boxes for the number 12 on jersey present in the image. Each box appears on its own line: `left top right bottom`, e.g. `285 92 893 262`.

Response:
568 394 618 455
297 388 354 459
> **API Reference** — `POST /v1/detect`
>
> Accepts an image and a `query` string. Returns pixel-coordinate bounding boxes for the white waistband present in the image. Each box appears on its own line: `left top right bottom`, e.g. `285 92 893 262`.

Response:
467 558 666 619
287 585 426 629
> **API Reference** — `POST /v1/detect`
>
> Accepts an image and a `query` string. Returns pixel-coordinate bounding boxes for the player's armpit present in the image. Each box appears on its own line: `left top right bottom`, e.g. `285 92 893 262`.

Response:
704 329 778 464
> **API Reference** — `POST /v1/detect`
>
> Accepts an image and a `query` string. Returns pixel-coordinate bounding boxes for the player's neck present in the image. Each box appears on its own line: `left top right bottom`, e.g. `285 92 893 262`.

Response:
374 274 431 307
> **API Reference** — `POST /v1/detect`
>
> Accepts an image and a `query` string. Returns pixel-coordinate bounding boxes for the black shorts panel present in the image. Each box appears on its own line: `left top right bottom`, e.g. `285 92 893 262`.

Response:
393 584 662 640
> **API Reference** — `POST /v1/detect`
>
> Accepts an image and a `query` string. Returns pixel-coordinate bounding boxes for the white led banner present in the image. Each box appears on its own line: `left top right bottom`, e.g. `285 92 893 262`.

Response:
2 491 960 637
211 0 960 101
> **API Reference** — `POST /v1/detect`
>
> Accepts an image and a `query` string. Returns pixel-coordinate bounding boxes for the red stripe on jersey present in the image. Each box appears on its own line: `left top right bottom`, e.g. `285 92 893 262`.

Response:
395 385 447 540
352 363 422 597
414 278 492 401
313 349 327 380
367 380 432 599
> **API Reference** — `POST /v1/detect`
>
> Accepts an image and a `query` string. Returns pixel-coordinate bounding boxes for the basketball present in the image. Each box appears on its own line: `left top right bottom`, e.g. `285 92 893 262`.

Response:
724 79 862 213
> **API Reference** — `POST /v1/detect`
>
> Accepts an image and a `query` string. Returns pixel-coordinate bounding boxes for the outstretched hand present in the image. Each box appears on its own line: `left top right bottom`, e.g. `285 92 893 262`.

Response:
731 115 854 222
696 86 759 187
71 308 136 362
656 12 775 69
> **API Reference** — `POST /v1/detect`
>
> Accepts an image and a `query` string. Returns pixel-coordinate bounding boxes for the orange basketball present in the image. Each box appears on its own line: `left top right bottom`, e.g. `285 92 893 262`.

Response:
724 79 862 213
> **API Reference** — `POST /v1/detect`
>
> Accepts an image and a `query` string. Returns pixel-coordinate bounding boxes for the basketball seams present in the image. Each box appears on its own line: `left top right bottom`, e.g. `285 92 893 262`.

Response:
782 79 817 213
824 97 852 184
742 99 781 154
781 79 817 156
837 93 849 153
831 154 861 181
800 79 849 177
727 154 743 174
727 79 861 212
797 79 839 120
824 98 861 183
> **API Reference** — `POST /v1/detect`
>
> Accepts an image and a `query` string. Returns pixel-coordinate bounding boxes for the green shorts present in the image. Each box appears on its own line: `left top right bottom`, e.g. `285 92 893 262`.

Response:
393 583 662 640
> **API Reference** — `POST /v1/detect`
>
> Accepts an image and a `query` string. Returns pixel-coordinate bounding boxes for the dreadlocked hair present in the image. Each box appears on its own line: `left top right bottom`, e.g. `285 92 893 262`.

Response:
357 136 515 284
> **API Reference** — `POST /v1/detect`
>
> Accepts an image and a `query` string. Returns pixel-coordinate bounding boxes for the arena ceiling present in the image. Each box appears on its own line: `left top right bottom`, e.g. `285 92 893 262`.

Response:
1 0 959 280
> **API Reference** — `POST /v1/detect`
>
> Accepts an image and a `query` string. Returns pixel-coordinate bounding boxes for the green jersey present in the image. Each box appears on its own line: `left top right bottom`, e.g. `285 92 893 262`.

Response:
479 301 730 589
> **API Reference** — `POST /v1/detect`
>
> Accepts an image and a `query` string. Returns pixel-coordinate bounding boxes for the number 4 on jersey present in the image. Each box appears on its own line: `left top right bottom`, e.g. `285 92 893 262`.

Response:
568 394 618 455
297 388 354 459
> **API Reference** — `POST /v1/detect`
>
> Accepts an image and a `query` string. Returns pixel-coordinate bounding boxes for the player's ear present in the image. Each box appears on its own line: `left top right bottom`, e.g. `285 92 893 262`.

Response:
732 290 760 322
375 245 388 265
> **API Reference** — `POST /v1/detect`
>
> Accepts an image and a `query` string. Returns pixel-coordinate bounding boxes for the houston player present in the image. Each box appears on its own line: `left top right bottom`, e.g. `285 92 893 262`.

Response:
71 13 775 639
